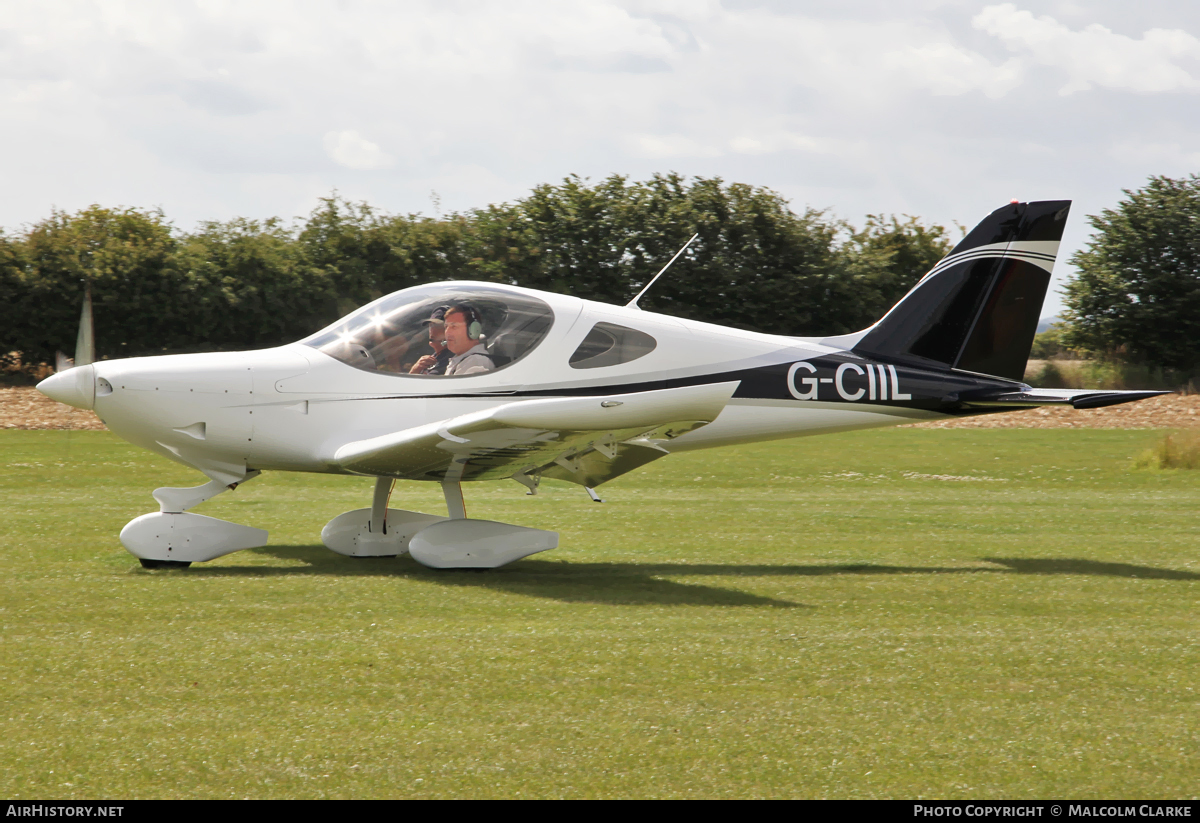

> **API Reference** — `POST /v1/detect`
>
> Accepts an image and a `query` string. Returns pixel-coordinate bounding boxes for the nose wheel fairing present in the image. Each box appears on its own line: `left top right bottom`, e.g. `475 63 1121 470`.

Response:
121 512 268 565
120 471 268 566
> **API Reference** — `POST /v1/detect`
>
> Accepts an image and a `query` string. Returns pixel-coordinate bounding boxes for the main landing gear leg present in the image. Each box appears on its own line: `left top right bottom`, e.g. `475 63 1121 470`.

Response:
370 477 394 534
120 471 268 568
441 479 467 520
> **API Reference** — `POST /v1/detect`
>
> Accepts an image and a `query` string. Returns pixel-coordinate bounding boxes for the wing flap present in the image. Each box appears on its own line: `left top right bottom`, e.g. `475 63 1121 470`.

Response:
333 382 739 483
538 420 711 487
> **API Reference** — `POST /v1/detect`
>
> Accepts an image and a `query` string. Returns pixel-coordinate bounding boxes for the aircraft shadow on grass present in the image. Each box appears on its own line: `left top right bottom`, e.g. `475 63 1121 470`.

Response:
979 557 1200 581
167 545 1199 607
194 544 798 608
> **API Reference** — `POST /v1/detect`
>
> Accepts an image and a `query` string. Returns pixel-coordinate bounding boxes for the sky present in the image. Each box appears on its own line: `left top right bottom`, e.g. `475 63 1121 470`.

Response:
3 1 1199 318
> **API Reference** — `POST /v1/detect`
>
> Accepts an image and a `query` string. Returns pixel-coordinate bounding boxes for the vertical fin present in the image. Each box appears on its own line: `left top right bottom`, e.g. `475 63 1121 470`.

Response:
852 200 1070 381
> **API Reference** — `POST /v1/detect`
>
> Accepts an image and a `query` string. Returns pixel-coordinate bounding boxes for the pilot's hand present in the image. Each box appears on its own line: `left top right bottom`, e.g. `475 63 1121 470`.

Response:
409 355 437 374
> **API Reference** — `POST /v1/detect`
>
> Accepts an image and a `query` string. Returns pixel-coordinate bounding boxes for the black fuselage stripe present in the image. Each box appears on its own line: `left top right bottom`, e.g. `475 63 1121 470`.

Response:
314 358 1020 418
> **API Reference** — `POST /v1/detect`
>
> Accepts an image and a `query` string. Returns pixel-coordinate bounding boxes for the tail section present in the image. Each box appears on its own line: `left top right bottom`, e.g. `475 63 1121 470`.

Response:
852 200 1070 381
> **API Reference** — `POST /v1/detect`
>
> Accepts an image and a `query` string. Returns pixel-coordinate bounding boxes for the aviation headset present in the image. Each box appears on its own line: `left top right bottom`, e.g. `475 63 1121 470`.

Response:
448 304 485 340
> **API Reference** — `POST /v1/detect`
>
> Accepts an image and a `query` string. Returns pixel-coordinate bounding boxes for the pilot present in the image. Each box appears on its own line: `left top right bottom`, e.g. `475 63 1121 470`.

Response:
443 304 495 376
409 306 453 375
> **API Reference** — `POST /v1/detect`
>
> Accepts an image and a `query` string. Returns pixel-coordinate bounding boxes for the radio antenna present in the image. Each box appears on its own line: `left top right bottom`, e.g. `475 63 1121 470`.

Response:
625 233 699 310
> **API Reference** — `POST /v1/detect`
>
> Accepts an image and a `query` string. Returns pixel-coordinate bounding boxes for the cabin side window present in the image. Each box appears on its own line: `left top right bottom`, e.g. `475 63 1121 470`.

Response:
568 322 657 369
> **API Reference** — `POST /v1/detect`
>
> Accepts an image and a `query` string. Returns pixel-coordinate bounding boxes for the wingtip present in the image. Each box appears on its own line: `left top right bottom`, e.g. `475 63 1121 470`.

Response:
1071 390 1174 410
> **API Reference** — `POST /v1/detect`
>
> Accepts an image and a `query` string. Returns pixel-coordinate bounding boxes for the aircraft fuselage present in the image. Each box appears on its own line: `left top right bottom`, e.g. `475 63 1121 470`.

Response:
81 284 1016 484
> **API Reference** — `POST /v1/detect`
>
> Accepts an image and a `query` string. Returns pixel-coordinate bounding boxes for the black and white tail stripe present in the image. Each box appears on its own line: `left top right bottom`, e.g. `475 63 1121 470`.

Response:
915 241 1059 286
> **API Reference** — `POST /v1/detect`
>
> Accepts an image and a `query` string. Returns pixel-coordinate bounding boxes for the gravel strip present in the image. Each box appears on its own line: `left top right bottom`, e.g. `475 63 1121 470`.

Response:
905 391 1198 429
0 387 106 430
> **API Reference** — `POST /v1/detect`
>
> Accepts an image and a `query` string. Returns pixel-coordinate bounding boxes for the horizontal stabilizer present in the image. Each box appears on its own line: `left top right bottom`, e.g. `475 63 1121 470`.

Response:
961 388 1172 410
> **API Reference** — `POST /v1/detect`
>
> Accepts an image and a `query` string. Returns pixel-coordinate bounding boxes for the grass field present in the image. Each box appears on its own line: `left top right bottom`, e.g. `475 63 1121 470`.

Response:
1 428 1197 799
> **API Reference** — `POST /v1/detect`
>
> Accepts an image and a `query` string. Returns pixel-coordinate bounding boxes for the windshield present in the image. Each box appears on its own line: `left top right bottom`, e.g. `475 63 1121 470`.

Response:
303 284 554 377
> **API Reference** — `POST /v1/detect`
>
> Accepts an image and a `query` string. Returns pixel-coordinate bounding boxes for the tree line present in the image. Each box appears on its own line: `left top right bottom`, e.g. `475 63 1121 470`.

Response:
0 173 953 368
1061 174 1200 374
5 171 1198 380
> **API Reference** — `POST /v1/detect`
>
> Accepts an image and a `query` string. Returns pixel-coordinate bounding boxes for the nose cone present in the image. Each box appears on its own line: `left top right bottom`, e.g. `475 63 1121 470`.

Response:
37 364 96 410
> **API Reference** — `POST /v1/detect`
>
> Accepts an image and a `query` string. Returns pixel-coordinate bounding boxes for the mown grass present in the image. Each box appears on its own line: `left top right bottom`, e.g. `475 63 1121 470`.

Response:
1 428 1197 799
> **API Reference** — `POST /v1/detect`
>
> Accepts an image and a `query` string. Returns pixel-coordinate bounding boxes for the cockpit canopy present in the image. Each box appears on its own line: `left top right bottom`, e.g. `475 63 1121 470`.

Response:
303 284 554 376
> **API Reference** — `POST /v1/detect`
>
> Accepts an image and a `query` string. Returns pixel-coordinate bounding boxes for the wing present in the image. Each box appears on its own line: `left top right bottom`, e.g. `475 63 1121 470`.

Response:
333 382 739 487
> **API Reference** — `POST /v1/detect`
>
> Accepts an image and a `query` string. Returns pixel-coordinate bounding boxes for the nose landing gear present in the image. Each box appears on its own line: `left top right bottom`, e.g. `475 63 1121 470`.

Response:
121 471 268 568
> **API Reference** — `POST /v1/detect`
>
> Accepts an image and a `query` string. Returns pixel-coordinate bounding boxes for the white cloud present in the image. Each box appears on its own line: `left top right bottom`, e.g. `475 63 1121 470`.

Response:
728 132 830 155
974 4 1200 95
0 0 1196 328
629 133 721 158
1108 139 1200 171
681 9 1029 108
882 43 1023 99
323 130 394 170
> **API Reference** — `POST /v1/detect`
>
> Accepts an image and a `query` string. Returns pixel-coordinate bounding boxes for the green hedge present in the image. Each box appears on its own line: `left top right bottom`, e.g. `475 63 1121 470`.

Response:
1 174 953 365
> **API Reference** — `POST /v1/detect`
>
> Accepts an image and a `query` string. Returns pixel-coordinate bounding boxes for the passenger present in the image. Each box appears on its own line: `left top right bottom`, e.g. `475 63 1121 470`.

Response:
443 304 495 375
409 306 453 375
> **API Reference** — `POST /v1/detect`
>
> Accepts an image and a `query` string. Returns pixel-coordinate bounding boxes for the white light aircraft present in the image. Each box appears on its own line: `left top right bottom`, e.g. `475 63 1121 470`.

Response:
38 200 1166 569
